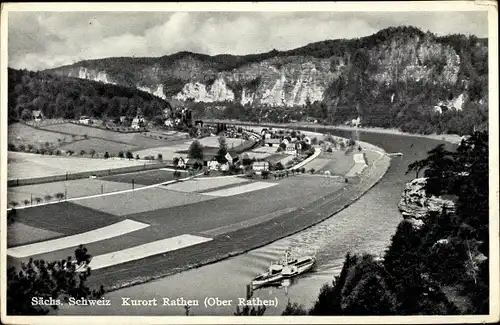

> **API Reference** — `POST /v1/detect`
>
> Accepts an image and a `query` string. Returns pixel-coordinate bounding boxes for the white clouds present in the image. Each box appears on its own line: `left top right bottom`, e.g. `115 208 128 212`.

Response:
8 11 488 71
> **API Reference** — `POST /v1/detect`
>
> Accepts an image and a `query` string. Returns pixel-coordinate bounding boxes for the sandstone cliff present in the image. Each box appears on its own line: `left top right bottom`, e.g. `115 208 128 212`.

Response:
398 177 457 227
45 26 488 132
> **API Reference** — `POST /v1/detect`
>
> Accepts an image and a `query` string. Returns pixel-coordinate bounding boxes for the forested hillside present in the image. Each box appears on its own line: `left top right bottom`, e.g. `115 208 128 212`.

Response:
7 68 171 124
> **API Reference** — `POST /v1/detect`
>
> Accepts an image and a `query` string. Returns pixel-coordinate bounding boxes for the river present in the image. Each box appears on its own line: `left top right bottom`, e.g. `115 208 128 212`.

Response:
58 129 457 316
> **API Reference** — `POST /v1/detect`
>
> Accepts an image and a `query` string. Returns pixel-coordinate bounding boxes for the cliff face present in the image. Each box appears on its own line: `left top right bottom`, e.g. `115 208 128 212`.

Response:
46 27 487 123
398 178 457 228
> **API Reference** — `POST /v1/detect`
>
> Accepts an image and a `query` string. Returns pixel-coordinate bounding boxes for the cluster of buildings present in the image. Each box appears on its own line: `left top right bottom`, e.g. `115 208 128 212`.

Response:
261 128 311 156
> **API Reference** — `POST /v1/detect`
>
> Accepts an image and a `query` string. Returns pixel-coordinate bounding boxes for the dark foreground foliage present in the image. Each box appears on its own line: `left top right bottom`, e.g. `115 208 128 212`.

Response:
7 245 104 315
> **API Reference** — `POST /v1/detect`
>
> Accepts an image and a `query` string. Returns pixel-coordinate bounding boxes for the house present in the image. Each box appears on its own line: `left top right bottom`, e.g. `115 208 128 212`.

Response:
131 117 145 130
177 157 187 168
264 138 281 147
286 143 297 155
252 161 270 173
220 163 229 172
164 119 174 127
208 159 220 171
79 116 91 124
32 110 44 122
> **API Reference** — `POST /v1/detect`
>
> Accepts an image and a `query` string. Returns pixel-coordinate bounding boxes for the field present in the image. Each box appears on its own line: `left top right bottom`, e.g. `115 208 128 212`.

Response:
10 201 124 236
7 222 63 247
74 187 214 216
100 169 178 186
302 151 355 176
40 123 186 149
165 177 249 193
7 178 145 204
57 138 138 154
8 151 149 180
8 123 83 149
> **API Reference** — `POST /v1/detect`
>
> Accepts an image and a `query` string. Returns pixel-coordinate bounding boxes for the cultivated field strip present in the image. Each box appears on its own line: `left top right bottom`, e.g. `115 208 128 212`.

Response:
164 177 248 193
202 181 278 197
87 234 213 270
199 207 298 237
7 219 150 258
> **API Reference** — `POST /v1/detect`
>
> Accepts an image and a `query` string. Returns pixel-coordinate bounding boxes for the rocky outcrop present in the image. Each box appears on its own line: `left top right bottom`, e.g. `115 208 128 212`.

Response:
72 67 116 85
137 84 166 100
174 78 235 102
398 178 457 224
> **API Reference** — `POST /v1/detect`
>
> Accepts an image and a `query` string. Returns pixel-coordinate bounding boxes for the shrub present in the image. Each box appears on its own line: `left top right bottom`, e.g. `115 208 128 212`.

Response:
55 192 65 200
23 199 30 206
80 150 86 156
326 147 333 153
8 143 17 151
300 167 306 173
135 154 140 160
34 197 42 204
18 144 26 152
104 151 110 159
275 162 284 170
173 157 180 166
157 153 163 161
9 201 19 208
309 168 316 174
67 150 75 156
118 151 124 158
44 195 53 202
55 150 61 156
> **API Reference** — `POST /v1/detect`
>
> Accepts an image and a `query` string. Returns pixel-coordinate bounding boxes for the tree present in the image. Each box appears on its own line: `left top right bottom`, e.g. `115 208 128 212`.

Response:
89 149 96 158
80 150 86 156
7 209 17 225
135 154 140 160
104 151 110 159
216 136 228 163
55 192 65 200
173 157 180 166
281 301 308 315
44 195 53 202
9 201 19 209
126 151 133 160
34 197 42 204
275 162 284 170
157 153 163 162
23 199 30 206
7 245 104 315
188 140 204 161
118 151 124 158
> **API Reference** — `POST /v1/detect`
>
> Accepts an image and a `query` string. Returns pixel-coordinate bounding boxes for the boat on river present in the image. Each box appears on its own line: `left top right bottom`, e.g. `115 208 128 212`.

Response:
251 250 316 288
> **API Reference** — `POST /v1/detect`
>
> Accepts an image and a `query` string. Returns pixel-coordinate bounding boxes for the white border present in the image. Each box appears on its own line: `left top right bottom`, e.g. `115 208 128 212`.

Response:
1 2 498 324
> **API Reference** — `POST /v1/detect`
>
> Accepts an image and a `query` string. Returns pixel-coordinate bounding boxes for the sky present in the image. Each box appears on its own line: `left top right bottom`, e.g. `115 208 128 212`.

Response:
8 10 489 71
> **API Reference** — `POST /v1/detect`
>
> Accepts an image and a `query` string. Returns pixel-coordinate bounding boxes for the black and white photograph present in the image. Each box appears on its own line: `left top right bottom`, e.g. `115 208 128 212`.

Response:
1 2 498 324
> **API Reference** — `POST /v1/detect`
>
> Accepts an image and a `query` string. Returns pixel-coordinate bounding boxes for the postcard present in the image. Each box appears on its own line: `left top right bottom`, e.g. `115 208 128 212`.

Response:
1 1 498 324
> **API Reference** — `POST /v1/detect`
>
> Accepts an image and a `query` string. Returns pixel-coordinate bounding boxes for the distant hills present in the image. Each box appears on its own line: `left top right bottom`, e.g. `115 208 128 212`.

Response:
23 26 489 135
